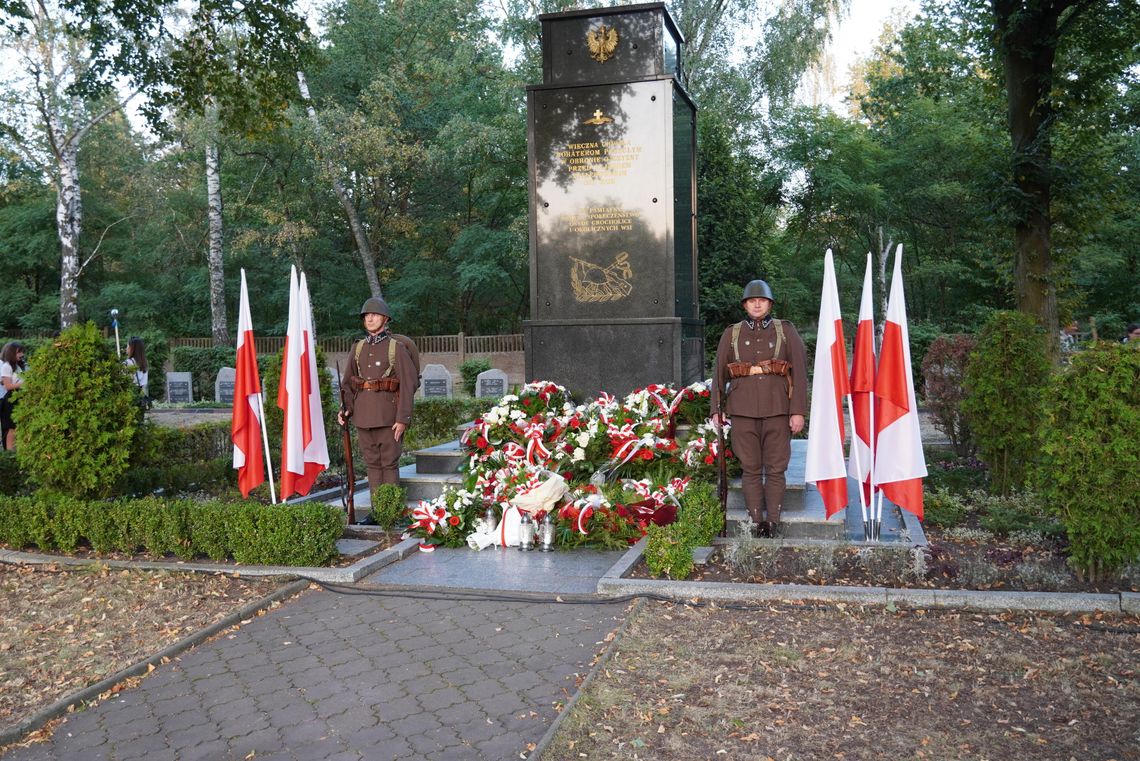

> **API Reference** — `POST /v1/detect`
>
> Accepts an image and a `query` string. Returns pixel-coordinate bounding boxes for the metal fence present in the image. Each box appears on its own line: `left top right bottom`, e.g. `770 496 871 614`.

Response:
169 333 523 356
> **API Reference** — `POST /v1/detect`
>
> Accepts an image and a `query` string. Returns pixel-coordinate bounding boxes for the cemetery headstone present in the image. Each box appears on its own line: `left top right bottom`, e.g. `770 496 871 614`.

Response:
167 371 193 403
421 363 453 398
215 367 236 404
476 368 508 399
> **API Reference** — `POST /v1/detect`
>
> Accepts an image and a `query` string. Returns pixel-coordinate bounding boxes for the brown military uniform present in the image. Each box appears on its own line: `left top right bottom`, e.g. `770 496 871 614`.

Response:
711 318 808 524
343 334 417 488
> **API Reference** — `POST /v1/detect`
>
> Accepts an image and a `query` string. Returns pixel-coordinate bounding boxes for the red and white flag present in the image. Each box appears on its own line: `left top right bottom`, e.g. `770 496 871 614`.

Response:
278 266 329 499
232 269 265 498
805 249 850 518
872 246 927 518
847 253 876 506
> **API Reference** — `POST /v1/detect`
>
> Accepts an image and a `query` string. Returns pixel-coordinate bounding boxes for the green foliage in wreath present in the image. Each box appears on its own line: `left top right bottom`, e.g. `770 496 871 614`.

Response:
15 322 141 498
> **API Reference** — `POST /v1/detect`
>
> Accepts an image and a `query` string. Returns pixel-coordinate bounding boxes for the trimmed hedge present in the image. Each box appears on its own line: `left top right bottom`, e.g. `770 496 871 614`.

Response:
644 481 724 580
0 495 345 566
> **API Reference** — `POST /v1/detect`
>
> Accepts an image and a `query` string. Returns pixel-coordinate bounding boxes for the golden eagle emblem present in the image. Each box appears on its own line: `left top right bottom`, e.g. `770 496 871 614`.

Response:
586 24 619 63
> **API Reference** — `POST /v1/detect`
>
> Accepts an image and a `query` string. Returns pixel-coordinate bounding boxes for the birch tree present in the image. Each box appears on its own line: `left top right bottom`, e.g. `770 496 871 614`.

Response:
0 1 135 328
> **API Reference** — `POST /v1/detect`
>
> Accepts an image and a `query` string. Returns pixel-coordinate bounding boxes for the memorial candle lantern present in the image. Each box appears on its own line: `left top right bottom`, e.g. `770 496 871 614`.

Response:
518 512 536 551
538 511 556 552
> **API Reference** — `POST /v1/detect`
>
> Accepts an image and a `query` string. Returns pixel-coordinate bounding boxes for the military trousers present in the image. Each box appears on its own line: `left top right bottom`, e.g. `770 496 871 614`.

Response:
729 414 791 523
357 425 402 491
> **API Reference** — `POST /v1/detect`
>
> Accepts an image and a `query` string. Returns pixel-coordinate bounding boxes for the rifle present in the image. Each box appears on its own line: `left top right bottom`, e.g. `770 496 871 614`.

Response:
335 362 356 525
715 393 728 538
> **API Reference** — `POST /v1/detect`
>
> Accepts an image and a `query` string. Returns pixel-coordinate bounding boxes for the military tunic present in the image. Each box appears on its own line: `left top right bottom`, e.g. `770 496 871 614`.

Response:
711 318 808 524
343 334 417 488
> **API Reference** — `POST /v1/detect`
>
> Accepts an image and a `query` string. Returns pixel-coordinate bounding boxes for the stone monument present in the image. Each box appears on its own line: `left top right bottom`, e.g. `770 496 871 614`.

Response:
523 2 701 399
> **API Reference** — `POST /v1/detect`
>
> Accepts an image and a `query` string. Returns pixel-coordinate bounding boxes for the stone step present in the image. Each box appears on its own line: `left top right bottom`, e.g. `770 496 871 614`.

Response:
414 440 466 474
399 464 463 503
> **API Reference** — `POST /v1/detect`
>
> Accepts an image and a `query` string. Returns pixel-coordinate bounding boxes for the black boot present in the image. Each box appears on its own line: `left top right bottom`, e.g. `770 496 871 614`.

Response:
755 521 771 538
765 521 779 538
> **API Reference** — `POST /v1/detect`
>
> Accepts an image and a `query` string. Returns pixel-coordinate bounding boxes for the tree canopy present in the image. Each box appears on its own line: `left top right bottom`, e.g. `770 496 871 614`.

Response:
0 0 1135 345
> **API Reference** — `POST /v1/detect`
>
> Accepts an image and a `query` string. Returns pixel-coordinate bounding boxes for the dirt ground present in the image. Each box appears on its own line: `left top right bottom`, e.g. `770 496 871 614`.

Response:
544 600 1140 761
635 531 1140 595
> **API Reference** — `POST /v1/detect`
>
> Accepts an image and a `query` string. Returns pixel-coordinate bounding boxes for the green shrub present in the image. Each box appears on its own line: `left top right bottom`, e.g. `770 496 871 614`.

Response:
0 450 26 496
459 358 492 397
962 311 1050 496
0 494 344 566
924 450 989 494
371 484 408 530
922 486 968 528
15 323 141 498
921 334 976 457
1031 342 1140 578
644 522 695 580
405 398 494 451
976 491 1061 538
643 481 724 580
257 502 344 566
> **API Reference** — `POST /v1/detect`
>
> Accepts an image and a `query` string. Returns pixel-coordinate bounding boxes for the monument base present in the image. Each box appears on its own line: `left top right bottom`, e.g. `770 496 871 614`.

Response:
524 318 704 400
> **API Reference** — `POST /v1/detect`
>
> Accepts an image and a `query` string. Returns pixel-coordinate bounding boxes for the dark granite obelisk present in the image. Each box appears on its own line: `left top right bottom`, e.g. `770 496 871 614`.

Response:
523 2 701 399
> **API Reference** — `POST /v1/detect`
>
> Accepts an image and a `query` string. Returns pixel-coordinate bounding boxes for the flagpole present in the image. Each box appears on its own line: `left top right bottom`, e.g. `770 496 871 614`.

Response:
844 392 869 536
256 391 278 504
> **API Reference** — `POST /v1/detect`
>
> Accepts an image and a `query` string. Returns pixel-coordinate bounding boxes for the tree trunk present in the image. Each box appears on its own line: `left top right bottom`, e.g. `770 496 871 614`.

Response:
56 133 82 330
993 0 1073 359
296 71 384 299
205 138 229 346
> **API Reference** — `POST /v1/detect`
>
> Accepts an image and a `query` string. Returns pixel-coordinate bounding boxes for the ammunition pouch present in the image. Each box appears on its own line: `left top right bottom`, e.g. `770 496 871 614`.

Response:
360 377 400 393
728 360 791 378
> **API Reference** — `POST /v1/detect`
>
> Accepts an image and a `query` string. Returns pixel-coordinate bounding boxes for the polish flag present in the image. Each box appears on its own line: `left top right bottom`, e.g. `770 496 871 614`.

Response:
872 246 927 518
278 266 329 499
231 269 265 498
847 254 875 506
805 250 851 517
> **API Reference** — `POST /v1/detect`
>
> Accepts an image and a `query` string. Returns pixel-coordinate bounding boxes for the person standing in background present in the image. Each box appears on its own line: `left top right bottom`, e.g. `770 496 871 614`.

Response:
124 336 150 409
1 342 27 451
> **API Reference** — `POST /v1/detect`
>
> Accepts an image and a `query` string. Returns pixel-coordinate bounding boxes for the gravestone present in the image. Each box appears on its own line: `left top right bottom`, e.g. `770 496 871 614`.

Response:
421 363 453 398
476 368 509 399
523 3 703 399
166 371 193 403
215 367 236 404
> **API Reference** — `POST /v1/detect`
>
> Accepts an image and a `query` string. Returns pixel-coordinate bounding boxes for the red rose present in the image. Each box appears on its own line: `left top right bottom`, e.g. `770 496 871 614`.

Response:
523 398 531 407
448 515 460 526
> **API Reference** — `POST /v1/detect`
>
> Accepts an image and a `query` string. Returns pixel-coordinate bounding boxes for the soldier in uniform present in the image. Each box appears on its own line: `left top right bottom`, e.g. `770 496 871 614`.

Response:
711 280 808 537
338 297 417 497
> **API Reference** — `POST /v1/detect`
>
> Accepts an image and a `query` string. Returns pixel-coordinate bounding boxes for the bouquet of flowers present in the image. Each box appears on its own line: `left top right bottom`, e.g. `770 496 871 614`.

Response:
403 486 485 550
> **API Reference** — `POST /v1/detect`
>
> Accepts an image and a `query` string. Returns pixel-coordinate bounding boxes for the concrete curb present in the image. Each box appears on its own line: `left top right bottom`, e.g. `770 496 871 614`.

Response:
597 543 1127 614
0 537 421 584
531 597 645 761
0 578 309 747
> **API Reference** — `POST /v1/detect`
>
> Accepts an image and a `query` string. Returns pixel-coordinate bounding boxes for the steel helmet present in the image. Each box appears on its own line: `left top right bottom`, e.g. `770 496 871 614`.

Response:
741 279 774 303
359 297 390 317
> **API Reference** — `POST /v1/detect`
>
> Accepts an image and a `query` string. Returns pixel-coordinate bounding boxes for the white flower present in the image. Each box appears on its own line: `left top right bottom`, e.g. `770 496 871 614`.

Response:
575 432 591 448
572 447 586 462
509 409 526 420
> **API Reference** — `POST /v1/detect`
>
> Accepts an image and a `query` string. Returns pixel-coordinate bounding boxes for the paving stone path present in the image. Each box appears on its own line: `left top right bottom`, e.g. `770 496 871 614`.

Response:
4 586 629 761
